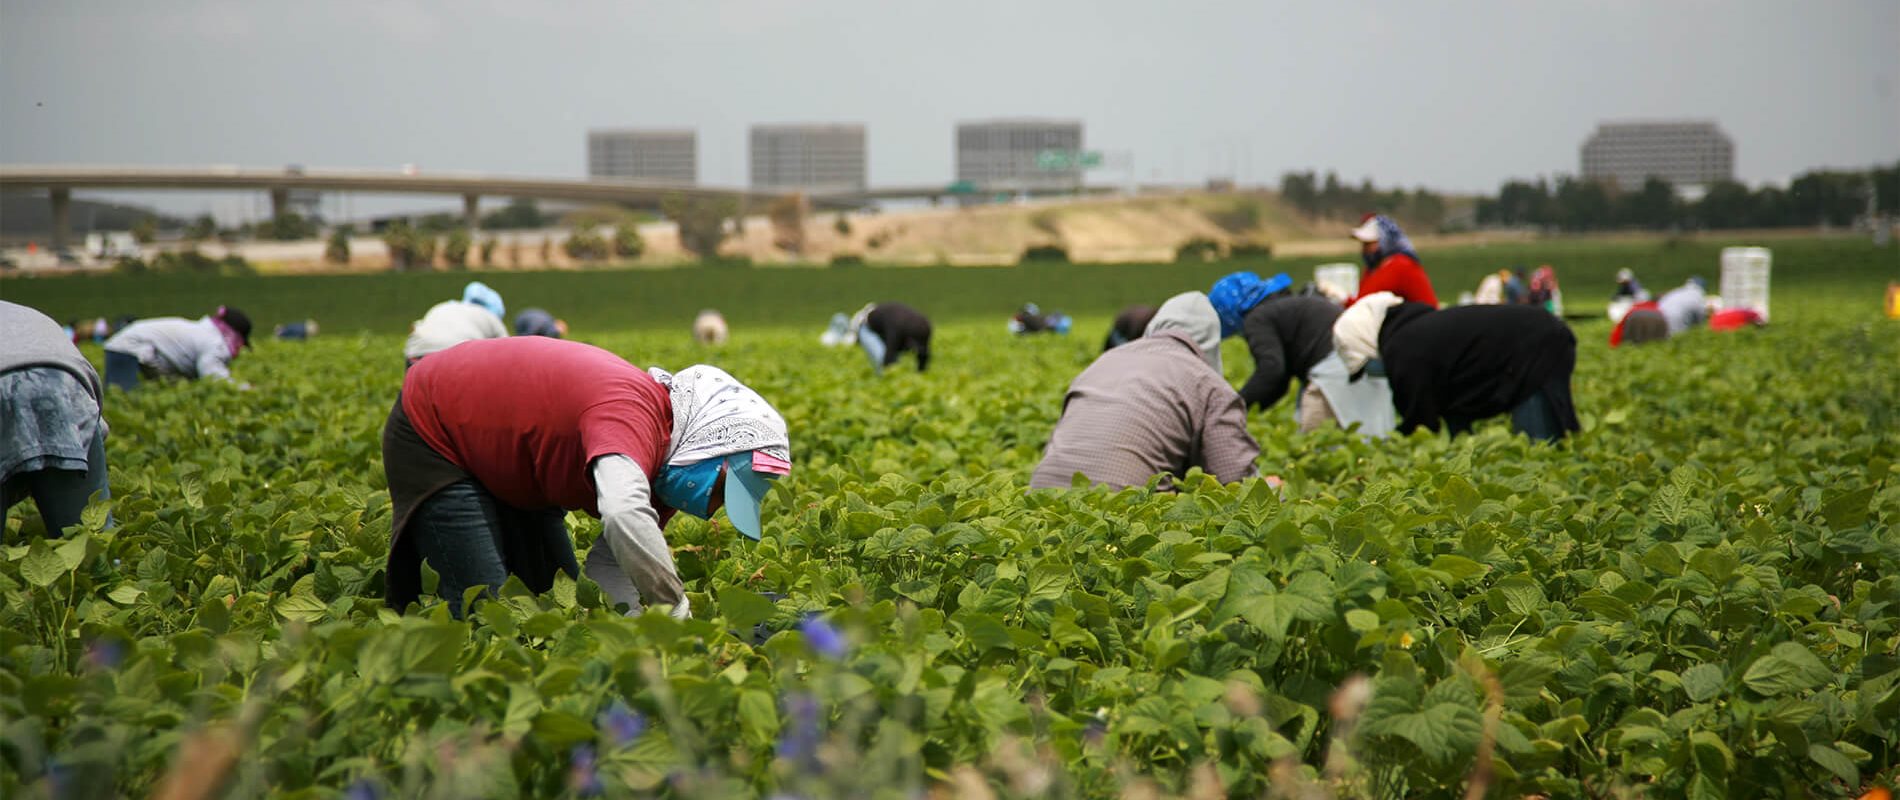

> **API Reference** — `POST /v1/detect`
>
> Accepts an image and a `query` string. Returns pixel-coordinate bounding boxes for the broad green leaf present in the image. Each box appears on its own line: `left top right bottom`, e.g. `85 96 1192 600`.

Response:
717 586 777 629
1742 643 1831 696
1681 663 1725 702
1440 475 1481 519
1807 743 1858 784
21 542 66 587
1345 609 1380 632
1821 486 1876 531
737 689 778 744
532 710 597 747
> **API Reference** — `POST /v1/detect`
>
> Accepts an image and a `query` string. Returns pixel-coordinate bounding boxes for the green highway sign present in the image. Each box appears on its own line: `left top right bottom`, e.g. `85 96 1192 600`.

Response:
1035 150 1105 171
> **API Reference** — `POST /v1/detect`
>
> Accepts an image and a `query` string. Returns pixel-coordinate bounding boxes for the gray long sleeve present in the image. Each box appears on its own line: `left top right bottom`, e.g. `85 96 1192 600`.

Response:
586 455 690 618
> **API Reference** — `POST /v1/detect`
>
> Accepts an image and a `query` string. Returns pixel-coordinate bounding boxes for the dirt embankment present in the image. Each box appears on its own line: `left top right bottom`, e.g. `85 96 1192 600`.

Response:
144 191 1462 273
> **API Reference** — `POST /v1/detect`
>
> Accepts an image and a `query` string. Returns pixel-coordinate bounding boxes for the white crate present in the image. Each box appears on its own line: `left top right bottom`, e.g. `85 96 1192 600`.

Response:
1314 263 1360 299
1719 247 1772 321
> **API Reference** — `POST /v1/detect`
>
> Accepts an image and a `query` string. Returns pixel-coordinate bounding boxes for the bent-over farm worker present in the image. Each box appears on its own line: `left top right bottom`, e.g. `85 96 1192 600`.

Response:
381 337 791 618
852 301 933 374
1029 291 1259 490
694 309 729 345
1 302 111 537
1656 277 1710 335
102 306 252 391
1337 292 1580 442
404 281 508 365
1102 304 1157 351
1346 214 1438 309
513 307 567 339
1210 271 1395 435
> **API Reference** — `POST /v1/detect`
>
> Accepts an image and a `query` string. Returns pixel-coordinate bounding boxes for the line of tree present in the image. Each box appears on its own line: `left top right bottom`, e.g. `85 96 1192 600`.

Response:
1279 170 1447 230
1476 162 1899 231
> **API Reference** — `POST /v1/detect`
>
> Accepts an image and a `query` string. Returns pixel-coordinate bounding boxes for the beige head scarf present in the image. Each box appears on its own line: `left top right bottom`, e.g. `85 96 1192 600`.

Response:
1144 291 1223 373
1333 291 1405 374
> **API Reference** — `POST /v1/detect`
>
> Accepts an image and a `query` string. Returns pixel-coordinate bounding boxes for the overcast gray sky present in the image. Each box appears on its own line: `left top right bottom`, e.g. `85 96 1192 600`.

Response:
3 0 1895 219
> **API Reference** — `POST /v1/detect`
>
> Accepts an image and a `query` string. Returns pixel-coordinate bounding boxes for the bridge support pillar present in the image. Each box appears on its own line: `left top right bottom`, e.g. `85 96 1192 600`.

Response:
268 187 290 220
463 194 480 230
49 188 71 253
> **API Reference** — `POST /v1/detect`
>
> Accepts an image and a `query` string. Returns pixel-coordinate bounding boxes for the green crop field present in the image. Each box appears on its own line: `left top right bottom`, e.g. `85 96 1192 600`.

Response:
2 236 1898 798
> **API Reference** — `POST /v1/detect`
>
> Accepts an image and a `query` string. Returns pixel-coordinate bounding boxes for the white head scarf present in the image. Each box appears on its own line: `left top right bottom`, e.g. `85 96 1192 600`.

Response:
646 365 791 466
846 302 877 337
1144 291 1223 373
1333 291 1405 374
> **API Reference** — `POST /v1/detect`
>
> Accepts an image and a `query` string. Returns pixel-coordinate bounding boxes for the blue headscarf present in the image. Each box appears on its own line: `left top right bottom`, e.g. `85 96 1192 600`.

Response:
1207 271 1293 338
1361 215 1418 269
462 281 505 320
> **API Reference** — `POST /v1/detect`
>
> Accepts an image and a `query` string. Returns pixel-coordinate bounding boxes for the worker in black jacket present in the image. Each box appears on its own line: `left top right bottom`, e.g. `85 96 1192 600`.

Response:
851 302 932 374
1102 304 1158 351
1210 271 1396 435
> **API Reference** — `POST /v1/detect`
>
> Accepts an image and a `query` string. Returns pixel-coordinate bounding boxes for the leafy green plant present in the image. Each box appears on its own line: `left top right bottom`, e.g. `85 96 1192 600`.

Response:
564 227 610 262
442 229 472 269
0 241 1895 798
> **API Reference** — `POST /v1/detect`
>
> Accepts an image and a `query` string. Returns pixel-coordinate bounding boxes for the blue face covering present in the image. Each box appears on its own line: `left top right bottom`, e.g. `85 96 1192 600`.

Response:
653 458 722 518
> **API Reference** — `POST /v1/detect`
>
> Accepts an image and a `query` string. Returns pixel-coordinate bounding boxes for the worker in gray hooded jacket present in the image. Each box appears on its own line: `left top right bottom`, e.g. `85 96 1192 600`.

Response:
1 302 111 537
1029 292 1259 490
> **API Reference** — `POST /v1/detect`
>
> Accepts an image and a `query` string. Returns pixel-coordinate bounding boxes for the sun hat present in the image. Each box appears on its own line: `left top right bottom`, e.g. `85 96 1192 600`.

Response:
723 450 790 540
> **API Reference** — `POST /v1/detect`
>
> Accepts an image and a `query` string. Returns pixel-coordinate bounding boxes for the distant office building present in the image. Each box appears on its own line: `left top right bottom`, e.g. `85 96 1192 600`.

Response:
1580 121 1734 191
587 129 697 184
749 124 866 194
956 119 1085 192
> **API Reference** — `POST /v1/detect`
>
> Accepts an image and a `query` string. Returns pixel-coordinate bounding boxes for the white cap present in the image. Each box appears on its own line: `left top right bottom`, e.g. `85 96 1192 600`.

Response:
1616 268 1634 281
1349 218 1380 243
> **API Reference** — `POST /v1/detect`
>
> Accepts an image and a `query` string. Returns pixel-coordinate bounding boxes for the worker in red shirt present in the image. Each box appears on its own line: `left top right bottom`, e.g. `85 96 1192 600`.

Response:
1346 214 1439 309
380 337 792 618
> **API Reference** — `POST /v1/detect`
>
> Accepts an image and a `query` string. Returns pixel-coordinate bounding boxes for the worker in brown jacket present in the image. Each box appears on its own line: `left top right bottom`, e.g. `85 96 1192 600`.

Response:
1028 292 1259 490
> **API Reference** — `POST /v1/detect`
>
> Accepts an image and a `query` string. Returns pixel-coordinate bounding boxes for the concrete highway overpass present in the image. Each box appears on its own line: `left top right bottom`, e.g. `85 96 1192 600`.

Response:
0 165 1114 250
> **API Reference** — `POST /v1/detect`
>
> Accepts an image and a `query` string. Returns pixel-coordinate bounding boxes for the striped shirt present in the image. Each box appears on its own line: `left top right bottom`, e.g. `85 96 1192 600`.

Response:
1029 330 1259 490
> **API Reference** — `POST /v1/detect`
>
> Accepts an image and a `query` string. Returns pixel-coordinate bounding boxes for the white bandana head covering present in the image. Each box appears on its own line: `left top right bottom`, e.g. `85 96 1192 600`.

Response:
646 365 791 466
846 302 877 337
1144 291 1223 373
1333 291 1405 374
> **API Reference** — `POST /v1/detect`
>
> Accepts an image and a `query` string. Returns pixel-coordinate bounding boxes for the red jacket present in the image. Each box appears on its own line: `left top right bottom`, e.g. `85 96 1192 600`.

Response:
1348 253 1438 308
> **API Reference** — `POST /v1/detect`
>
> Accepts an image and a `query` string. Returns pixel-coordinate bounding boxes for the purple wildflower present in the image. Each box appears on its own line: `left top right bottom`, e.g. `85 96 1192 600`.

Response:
777 692 823 770
799 614 848 659
85 639 125 671
568 745 603 797
598 701 646 747
344 778 382 800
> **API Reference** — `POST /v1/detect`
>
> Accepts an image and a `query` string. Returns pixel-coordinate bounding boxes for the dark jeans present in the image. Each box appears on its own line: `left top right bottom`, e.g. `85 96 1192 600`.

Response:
2 426 111 537
104 351 142 392
408 480 578 617
1510 390 1566 443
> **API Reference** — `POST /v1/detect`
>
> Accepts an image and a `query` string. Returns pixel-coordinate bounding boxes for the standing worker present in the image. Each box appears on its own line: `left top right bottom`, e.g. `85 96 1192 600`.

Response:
1334 293 1579 442
1347 214 1438 308
102 306 252 391
852 302 933 374
405 281 508 365
381 337 792 618
1029 292 1259 490
1209 271 1395 435
1 302 111 537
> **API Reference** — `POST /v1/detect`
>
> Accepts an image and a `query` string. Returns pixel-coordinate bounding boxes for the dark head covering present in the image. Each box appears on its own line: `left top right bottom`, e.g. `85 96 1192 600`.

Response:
216 306 253 348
